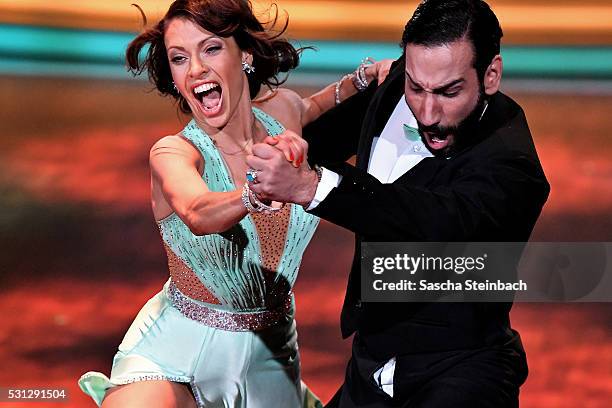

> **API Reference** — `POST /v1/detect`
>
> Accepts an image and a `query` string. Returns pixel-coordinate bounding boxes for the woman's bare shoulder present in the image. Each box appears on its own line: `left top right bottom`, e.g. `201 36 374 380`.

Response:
263 88 302 109
151 133 189 150
149 133 203 168
254 88 304 132
151 132 200 154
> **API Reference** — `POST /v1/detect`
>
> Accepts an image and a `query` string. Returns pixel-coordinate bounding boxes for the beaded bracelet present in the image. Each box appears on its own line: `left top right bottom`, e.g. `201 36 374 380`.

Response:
241 182 260 213
241 182 284 213
353 57 376 92
334 74 354 105
334 57 376 105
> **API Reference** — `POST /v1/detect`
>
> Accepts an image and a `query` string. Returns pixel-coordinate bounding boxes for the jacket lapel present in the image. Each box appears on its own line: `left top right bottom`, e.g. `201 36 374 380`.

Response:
356 58 406 170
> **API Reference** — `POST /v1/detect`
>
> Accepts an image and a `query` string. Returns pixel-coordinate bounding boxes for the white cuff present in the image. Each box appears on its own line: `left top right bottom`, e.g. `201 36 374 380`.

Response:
306 167 342 211
373 357 396 397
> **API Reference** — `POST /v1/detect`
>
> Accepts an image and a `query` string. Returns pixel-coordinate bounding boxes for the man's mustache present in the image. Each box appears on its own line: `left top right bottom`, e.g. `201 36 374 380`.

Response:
417 123 458 140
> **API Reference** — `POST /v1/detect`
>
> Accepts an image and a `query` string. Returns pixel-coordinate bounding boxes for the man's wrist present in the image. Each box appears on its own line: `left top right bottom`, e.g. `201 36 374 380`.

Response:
296 168 320 208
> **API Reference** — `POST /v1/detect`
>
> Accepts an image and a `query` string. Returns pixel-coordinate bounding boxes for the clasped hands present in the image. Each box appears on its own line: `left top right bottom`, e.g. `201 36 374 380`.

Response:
245 58 394 208
245 130 317 208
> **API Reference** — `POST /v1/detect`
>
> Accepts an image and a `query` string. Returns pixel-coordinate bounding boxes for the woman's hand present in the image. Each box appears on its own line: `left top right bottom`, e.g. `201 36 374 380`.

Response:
263 130 309 168
365 58 394 85
298 58 394 127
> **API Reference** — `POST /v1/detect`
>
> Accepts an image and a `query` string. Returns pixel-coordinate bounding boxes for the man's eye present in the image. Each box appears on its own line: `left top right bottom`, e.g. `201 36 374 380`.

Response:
443 90 459 98
410 87 423 93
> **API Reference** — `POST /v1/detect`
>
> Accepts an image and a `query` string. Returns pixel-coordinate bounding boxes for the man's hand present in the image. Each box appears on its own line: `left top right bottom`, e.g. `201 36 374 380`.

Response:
246 131 318 208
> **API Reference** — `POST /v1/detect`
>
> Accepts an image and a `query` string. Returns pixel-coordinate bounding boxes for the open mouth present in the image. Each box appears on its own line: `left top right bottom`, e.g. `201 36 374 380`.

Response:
193 82 222 115
423 131 452 151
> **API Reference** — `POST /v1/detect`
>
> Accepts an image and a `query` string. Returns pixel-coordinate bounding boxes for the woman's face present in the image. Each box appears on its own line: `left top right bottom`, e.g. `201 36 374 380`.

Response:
164 18 251 129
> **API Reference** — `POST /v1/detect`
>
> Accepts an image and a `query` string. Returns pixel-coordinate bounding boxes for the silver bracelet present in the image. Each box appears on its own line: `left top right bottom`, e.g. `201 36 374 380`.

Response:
335 73 353 105
353 57 376 91
242 182 284 213
250 189 284 213
242 182 261 213
354 66 368 91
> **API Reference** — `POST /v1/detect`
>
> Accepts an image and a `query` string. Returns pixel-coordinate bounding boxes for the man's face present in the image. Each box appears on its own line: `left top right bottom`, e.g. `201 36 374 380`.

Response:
404 38 486 155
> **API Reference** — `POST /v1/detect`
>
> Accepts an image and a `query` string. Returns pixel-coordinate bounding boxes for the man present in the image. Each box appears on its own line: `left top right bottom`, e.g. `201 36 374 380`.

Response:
247 0 549 406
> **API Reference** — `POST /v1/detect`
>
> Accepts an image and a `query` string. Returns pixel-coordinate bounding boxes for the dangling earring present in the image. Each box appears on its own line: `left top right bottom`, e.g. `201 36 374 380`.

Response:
241 61 255 74
172 82 179 94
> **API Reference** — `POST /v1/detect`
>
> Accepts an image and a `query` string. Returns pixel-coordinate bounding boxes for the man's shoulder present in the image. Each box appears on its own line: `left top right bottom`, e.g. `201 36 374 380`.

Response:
481 92 530 142
467 92 542 165
489 92 524 125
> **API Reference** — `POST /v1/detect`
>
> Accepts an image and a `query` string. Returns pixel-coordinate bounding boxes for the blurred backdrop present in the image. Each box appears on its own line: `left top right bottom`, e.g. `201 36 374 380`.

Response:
0 1 611 407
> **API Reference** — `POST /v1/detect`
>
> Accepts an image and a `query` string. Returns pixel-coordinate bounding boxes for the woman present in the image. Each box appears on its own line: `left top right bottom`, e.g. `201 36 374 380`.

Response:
78 1 390 407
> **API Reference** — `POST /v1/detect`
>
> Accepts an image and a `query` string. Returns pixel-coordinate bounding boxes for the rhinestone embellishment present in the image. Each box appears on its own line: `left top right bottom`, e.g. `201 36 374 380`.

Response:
167 281 292 332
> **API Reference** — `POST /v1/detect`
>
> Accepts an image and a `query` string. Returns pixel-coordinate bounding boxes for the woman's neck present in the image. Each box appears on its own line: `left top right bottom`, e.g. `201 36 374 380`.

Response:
196 88 263 154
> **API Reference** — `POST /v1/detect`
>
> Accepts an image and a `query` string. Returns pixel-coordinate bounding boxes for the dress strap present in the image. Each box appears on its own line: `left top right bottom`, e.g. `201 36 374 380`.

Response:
181 120 234 191
178 108 285 192
252 107 285 136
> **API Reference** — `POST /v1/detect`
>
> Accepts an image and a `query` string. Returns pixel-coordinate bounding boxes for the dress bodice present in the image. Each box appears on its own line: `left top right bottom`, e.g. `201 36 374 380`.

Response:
158 108 319 312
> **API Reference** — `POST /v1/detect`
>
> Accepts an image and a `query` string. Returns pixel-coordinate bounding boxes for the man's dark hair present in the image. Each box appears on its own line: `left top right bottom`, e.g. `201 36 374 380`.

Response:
401 0 503 80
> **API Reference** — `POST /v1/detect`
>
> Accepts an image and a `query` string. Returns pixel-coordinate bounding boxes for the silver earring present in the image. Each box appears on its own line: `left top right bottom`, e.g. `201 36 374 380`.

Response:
172 82 179 94
241 61 255 74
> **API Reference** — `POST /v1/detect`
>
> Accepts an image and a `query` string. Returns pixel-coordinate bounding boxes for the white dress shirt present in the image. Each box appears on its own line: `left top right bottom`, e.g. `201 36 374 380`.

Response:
307 96 433 396
308 96 432 209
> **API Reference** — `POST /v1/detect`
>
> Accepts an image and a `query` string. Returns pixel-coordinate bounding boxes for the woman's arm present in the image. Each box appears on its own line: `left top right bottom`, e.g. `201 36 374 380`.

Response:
150 135 246 235
301 59 393 126
260 59 394 166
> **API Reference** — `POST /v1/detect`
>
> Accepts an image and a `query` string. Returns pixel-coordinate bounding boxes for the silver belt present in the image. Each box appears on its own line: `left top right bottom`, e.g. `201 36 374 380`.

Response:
166 281 293 332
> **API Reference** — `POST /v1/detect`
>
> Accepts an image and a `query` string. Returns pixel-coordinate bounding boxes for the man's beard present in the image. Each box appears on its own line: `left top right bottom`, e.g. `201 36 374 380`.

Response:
417 89 488 157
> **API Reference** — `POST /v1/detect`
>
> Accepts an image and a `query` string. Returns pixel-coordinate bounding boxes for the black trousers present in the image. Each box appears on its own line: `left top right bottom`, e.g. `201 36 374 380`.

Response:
325 334 528 408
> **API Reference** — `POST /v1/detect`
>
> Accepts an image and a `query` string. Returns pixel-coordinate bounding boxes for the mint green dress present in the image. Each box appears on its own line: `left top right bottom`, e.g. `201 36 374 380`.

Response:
79 108 320 407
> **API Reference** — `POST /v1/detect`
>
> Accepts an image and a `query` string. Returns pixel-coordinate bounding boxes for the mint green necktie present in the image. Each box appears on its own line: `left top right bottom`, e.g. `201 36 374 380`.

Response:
403 124 421 142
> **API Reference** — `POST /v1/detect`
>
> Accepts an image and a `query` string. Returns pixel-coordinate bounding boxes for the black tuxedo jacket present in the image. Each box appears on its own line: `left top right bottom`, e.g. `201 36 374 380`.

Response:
303 59 550 361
